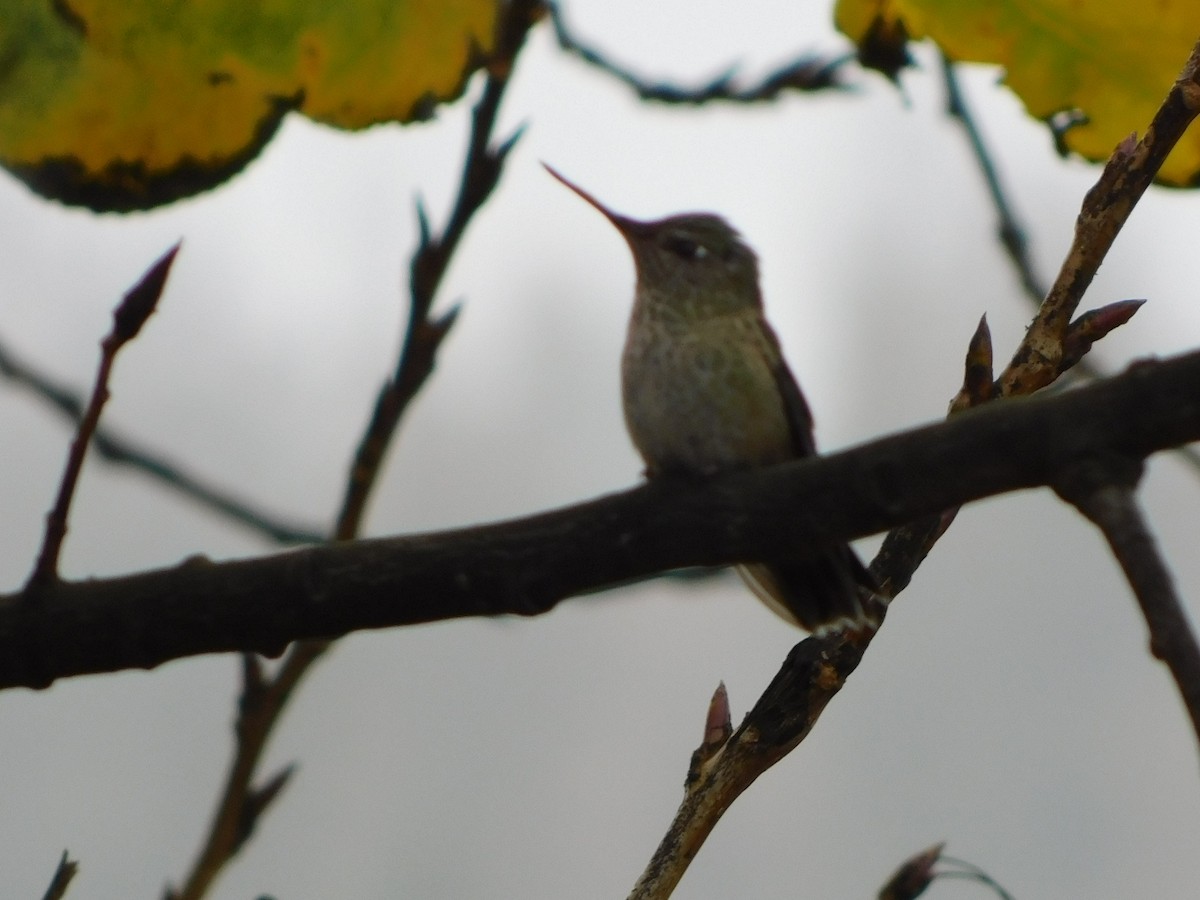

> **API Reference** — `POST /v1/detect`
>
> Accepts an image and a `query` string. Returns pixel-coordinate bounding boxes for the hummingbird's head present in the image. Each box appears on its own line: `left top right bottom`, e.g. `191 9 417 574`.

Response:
618 213 761 317
544 164 762 319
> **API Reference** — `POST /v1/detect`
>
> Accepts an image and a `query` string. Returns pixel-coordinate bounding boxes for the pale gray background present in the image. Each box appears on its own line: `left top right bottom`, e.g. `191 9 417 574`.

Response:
3 2 1200 897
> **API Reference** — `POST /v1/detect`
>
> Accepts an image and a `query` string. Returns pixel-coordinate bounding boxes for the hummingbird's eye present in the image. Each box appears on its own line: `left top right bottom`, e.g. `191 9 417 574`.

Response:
664 235 708 261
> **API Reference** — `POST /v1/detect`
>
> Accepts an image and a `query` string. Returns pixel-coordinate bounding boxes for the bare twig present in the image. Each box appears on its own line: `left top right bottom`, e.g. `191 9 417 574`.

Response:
40 851 79 900
25 243 179 588
1056 456 1200 753
933 865 1016 900
0 338 325 545
548 3 849 103
163 4 541 898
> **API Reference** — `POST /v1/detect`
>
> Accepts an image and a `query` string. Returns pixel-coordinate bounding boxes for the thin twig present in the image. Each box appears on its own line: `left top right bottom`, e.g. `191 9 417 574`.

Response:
940 53 1047 302
1056 457 1200 753
548 2 849 103
0 338 325 545
164 3 541 898
25 243 179 588
935 855 1016 900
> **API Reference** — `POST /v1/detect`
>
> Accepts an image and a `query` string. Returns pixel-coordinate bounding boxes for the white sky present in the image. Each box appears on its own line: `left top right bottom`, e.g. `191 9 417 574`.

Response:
3 2 1200 898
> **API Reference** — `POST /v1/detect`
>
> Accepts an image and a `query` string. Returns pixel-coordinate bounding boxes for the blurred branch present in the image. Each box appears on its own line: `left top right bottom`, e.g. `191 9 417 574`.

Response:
40 851 78 900
548 3 849 103
0 338 325 546
1057 457 1200 751
163 3 542 898
939 54 1046 301
25 243 178 587
3 348 1200 689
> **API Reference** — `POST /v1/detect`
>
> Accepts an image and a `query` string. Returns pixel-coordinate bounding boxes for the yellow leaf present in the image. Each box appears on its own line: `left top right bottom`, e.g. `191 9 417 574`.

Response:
835 0 1200 185
0 0 498 210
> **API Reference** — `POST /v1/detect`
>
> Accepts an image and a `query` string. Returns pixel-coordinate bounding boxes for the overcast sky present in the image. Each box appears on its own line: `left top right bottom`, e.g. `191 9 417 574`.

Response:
4 2 1200 898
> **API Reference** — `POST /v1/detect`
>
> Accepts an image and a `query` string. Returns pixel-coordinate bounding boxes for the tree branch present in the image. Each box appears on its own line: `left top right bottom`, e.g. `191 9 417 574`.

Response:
548 3 849 103
1056 456 1200 751
2 349 1198 690
940 53 1047 303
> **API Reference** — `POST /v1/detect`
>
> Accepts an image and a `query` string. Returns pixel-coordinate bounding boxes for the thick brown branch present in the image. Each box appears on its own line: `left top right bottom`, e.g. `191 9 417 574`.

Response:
2 351 1199 690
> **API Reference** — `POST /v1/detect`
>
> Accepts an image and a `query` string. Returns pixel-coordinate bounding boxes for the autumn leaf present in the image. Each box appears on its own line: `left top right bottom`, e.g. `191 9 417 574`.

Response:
836 0 1200 186
0 0 498 211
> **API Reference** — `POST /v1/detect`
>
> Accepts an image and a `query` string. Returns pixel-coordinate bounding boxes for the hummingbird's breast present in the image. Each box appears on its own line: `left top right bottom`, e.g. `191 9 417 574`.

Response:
620 312 794 476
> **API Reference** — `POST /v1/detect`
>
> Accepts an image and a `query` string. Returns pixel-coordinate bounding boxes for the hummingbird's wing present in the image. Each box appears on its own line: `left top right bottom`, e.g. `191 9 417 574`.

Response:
747 319 880 633
757 320 817 458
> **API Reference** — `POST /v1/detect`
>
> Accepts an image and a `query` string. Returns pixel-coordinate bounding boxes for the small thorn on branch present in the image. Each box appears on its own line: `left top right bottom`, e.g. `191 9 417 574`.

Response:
495 122 527 162
234 763 296 853
431 303 462 340
688 682 732 781
1060 298 1145 374
950 313 994 413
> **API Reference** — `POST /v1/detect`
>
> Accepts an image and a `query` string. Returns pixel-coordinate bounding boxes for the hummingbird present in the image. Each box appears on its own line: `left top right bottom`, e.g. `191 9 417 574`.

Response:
545 164 877 634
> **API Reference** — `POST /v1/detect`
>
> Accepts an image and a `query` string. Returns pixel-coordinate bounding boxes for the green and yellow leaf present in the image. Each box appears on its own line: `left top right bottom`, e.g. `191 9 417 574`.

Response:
836 0 1200 185
0 0 498 210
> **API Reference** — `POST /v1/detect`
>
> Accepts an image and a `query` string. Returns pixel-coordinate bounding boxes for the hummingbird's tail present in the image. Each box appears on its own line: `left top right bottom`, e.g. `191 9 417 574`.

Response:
737 546 881 635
